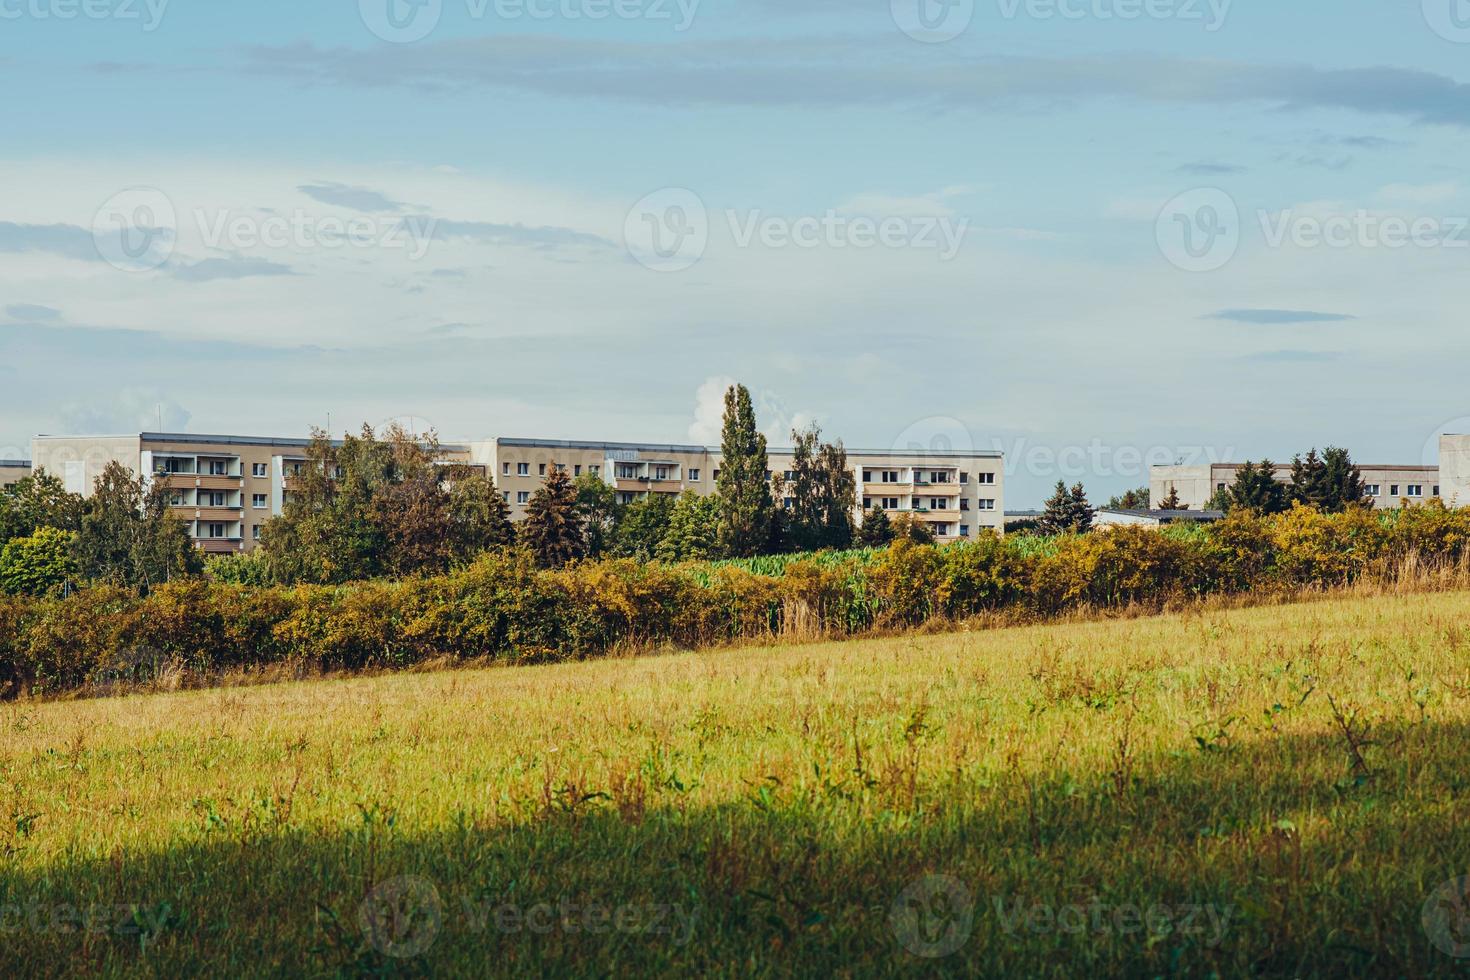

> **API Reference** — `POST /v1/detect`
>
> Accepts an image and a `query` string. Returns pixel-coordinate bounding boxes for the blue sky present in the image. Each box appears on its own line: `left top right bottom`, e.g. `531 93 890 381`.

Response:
3 0 1470 504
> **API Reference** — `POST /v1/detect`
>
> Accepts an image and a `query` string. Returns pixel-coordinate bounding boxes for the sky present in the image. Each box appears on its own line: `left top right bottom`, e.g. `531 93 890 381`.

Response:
3 0 1470 506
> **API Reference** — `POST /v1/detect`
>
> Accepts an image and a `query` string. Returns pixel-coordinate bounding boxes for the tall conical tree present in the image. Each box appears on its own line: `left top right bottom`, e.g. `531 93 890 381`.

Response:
521 466 584 568
716 384 775 558
1156 485 1185 511
1067 482 1095 533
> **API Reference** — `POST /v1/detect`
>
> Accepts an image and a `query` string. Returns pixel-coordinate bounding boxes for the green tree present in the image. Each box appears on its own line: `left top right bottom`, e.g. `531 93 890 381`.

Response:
0 526 77 596
1320 446 1370 512
1039 481 1094 535
1228 460 1289 514
1154 485 1185 511
657 491 720 561
75 461 200 591
521 466 584 568
1288 450 1329 510
574 473 620 558
447 473 515 557
1106 486 1152 511
0 469 83 546
889 512 937 545
715 384 775 558
612 493 676 561
857 507 894 547
782 424 857 551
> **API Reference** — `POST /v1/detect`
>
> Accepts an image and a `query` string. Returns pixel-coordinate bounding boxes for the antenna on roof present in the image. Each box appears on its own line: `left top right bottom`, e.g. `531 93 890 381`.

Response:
157 404 163 432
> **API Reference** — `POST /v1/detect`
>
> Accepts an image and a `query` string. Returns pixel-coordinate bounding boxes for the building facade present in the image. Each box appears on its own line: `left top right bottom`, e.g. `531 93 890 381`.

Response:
1151 461 1442 511
0 459 30 493
27 432 1005 552
1442 435 1470 507
30 432 478 554
472 437 1006 543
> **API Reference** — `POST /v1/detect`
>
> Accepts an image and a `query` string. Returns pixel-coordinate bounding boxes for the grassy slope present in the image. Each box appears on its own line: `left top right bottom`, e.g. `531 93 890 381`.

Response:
2 591 1470 977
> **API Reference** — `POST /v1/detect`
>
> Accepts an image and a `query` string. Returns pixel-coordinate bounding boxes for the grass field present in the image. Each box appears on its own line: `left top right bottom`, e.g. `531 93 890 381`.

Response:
3 590 1470 976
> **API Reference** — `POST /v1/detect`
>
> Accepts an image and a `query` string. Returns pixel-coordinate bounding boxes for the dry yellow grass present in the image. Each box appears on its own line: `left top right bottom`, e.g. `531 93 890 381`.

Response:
3 589 1470 976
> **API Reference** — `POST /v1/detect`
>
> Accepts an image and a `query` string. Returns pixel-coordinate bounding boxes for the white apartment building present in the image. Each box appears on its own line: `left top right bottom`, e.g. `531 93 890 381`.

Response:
1152 460 1442 511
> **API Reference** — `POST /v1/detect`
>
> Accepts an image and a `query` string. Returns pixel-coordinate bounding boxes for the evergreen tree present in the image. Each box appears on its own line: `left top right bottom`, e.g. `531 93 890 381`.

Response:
1227 460 1289 514
715 384 774 558
1288 450 1329 510
447 473 515 556
1067 482 1095 533
1155 485 1185 511
657 491 720 561
521 466 585 568
1106 486 1151 510
1320 446 1370 511
1038 481 1073 536
857 507 894 547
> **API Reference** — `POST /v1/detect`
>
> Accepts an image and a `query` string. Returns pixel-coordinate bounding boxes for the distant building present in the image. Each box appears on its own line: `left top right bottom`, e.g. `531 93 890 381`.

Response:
1094 508 1225 528
1443 435 1470 507
1152 461 1441 511
0 459 30 493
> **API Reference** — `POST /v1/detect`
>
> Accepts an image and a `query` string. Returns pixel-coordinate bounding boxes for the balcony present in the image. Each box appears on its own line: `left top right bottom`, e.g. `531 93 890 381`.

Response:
157 472 242 492
195 538 244 554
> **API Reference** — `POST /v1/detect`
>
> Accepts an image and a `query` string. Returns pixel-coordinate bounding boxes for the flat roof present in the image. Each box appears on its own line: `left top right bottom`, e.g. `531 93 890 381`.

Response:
499 436 1004 459
34 432 470 453
1102 508 1225 520
0 459 30 468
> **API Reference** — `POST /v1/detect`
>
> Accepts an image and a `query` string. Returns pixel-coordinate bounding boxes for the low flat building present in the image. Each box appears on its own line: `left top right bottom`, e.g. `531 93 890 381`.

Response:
474 437 1005 542
1095 508 1225 528
0 459 31 493
1152 461 1441 511
31 432 479 555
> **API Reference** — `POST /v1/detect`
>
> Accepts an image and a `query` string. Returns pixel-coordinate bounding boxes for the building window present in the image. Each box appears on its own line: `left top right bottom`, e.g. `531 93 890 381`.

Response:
574 465 582 476
978 499 996 511
959 472 969 484
590 465 600 476
516 491 529 504
208 460 228 476
169 491 186 506
616 463 639 479
252 524 262 541
881 497 899 510
689 468 700 481
1365 484 1380 497
712 469 720 481
1390 485 1400 497
976 472 996 485
252 493 267 509
1435 485 1441 496
539 463 547 476
208 522 226 538
960 525 971 537
656 466 671 481
960 499 970 511
1408 485 1424 497
862 469 873 482
502 491 510 503
618 492 637 505
517 463 529 476
252 463 267 478
502 462 511 476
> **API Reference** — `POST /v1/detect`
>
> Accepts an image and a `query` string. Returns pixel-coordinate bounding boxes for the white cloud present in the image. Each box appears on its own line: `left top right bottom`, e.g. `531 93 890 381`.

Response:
687 375 736 445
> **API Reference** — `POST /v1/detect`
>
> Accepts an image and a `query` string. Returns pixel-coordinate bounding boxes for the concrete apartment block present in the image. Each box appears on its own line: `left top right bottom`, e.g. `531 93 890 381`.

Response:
1441 434 1470 508
0 459 31 493
475 437 1006 542
31 432 479 555
1152 461 1442 511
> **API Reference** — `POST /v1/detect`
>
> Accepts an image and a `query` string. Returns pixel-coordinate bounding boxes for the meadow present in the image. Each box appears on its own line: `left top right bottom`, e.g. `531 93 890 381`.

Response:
2 589 1470 976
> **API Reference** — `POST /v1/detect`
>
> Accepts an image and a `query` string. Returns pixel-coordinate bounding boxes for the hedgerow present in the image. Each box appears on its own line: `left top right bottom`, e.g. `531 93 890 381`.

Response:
3 502 1470 698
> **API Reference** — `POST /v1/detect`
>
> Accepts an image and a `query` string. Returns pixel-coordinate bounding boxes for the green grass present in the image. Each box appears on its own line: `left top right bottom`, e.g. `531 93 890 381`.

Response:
3 590 1470 976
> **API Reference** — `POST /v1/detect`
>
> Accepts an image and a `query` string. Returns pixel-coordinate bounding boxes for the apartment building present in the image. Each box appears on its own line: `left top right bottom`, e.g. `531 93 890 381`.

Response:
475 437 1005 541
1 459 31 493
1151 461 1441 511
30 432 479 554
